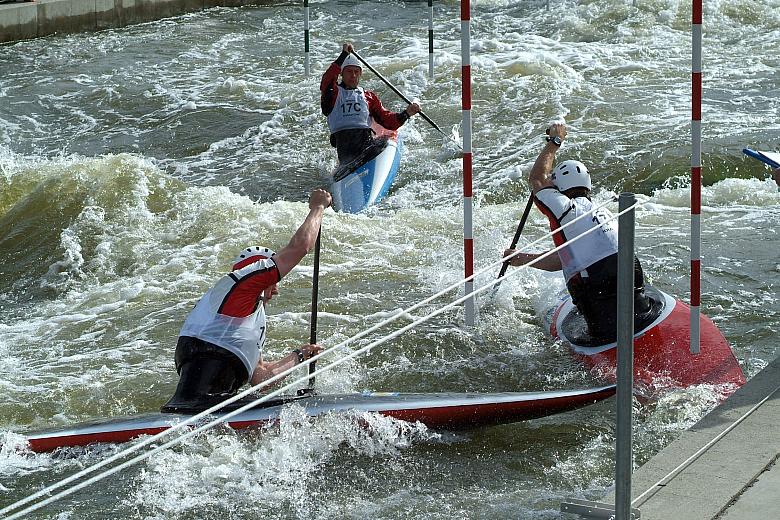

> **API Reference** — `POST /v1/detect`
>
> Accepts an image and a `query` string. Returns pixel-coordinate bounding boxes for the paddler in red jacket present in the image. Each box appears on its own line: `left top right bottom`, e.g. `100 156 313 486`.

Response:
502 123 652 343
161 189 332 413
321 42 421 166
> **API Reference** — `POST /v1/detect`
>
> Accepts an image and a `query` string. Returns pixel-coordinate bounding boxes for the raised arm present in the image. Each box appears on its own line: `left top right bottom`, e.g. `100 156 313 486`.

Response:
320 43 354 115
529 123 567 194
272 189 332 278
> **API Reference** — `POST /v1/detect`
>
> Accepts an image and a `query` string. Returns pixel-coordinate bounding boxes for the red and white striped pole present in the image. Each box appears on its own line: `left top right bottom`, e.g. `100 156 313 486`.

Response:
690 0 702 354
428 0 434 78
461 0 475 326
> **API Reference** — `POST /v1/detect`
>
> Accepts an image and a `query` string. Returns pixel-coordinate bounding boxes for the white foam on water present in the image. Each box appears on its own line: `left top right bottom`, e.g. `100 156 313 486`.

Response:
131 405 440 518
0 0 778 516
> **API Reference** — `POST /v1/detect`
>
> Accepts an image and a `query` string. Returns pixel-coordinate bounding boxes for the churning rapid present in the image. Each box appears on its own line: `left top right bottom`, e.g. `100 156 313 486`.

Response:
1 0 779 518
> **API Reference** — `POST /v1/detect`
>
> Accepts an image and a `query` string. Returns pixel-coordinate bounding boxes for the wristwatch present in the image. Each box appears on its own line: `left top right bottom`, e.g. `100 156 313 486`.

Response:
293 349 306 363
546 135 562 146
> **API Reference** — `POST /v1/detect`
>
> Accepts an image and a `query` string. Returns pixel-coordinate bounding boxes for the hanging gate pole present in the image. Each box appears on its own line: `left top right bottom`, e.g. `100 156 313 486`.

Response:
461 0 475 326
303 0 311 77
690 0 703 354
428 0 434 78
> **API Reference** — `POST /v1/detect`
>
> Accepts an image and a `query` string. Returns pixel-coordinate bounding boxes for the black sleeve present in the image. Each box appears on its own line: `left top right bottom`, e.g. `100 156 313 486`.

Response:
322 89 335 116
335 51 349 66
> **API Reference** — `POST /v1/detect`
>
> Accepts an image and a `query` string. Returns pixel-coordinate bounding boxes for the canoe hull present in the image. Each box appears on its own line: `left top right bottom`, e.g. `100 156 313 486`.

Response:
331 128 402 213
543 287 745 396
23 386 616 453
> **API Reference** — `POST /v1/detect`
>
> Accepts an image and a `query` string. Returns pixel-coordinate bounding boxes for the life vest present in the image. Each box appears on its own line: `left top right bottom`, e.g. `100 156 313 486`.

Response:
178 258 279 377
326 85 372 134
534 188 619 282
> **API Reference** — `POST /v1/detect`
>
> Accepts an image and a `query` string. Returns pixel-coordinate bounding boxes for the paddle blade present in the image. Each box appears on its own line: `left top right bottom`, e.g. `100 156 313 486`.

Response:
438 125 463 159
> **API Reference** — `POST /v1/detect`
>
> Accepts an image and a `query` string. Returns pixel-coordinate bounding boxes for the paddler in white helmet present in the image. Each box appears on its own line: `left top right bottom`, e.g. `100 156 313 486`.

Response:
502 122 652 343
320 41 421 166
161 189 332 413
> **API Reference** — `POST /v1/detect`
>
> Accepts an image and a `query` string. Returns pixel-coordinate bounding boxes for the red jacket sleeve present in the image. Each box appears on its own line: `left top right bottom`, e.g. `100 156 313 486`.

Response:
365 90 406 130
218 262 281 318
320 61 342 116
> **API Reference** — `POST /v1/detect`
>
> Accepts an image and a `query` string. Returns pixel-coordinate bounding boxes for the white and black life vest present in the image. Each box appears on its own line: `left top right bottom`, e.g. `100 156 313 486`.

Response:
326 85 372 134
534 188 619 282
179 258 280 377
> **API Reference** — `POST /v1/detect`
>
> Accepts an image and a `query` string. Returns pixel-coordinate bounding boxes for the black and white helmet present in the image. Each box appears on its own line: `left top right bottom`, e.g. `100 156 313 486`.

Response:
232 246 276 271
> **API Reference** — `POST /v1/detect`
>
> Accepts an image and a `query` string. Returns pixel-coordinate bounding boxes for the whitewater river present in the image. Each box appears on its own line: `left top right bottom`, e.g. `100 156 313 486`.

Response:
1 0 779 518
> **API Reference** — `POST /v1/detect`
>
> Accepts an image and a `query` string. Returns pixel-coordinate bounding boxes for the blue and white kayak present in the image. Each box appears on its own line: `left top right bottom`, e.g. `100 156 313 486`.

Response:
21 386 615 452
331 126 403 213
743 148 780 169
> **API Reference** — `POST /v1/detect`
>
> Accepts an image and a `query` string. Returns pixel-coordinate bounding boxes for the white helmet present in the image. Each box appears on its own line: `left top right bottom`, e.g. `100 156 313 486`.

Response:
551 160 591 192
232 246 276 271
342 54 362 71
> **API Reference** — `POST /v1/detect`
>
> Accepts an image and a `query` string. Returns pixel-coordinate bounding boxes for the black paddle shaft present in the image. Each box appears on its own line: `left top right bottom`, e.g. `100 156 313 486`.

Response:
350 49 456 146
306 229 321 389
496 194 534 281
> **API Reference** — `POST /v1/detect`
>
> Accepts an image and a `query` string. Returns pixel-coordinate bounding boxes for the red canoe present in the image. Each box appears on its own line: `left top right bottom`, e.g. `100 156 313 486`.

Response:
542 285 745 398
22 386 616 453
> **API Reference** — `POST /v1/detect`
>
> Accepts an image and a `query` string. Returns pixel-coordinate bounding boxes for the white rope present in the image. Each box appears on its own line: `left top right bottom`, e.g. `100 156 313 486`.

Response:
4 196 644 519
2 194 620 517
6 195 640 518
